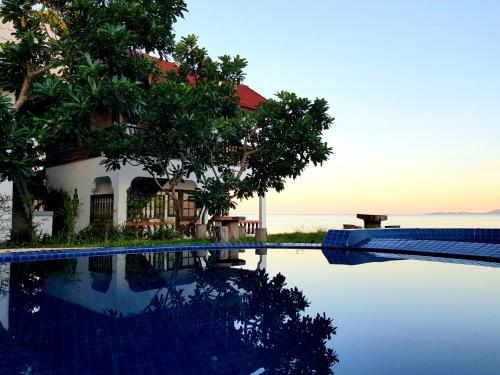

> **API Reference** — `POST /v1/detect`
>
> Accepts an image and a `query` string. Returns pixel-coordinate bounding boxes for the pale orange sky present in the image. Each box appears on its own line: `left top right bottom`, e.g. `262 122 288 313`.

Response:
235 154 500 215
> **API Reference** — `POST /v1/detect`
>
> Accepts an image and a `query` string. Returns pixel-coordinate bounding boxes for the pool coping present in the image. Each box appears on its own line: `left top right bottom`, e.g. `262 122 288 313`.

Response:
1 241 500 264
322 228 500 264
0 242 322 263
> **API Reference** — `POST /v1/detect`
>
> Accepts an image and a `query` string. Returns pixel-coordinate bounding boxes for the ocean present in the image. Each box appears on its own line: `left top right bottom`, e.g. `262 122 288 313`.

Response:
239 213 500 234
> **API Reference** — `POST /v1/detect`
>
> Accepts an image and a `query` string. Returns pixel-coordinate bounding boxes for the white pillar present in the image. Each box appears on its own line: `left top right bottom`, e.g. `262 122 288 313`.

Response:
259 194 267 228
111 174 130 226
258 254 267 271
255 249 267 271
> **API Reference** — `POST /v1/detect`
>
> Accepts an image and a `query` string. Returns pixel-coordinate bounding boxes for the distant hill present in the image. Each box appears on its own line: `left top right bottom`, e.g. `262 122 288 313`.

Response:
427 209 500 215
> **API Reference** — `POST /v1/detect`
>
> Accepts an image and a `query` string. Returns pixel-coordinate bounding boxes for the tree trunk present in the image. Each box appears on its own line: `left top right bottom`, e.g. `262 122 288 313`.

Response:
14 75 32 110
171 190 183 234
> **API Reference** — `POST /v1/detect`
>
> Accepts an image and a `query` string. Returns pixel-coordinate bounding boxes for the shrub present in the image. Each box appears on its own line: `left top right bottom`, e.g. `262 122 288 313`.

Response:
149 226 177 240
43 189 79 241
75 225 133 243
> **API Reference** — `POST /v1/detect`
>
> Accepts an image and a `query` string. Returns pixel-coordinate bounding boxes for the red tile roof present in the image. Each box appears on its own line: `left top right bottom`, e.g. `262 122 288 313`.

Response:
235 84 267 110
149 57 266 110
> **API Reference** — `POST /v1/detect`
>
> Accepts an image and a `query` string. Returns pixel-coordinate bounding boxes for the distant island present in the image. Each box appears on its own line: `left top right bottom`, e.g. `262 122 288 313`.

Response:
427 209 500 215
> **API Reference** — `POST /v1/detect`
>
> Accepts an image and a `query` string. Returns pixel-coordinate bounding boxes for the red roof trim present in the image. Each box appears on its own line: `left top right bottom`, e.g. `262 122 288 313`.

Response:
141 54 266 110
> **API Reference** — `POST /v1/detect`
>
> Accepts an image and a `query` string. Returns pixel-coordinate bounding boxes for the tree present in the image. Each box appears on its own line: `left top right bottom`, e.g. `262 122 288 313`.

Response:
0 94 41 196
0 0 187 109
101 35 247 229
195 92 333 226
102 35 333 229
0 0 187 215
1 1 334 233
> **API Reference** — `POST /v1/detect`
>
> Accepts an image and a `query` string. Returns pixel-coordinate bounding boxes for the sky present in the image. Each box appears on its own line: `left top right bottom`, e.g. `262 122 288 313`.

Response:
174 0 500 214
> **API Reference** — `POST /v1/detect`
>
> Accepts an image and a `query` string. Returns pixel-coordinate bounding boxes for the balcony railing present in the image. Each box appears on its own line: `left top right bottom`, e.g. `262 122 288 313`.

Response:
124 123 145 135
239 220 261 235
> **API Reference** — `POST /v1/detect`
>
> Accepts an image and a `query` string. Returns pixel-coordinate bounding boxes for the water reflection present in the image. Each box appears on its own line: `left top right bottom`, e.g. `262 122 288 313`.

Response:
0 250 338 374
322 249 500 268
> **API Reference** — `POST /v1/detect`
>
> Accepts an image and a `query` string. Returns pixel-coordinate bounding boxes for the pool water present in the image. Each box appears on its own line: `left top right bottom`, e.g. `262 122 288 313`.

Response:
0 249 499 374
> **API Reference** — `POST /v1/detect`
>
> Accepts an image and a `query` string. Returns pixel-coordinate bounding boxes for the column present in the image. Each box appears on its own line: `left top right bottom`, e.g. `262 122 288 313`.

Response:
112 174 130 226
259 194 267 228
256 194 268 242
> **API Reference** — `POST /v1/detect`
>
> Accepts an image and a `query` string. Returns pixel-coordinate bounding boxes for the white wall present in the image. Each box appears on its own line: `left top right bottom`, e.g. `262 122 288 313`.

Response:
0 21 14 43
0 180 13 242
43 255 197 316
46 156 201 231
33 211 54 237
46 157 120 231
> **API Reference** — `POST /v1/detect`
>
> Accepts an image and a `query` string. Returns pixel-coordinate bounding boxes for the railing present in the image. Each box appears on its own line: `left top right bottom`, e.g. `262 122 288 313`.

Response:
239 220 261 235
127 192 166 221
124 123 145 135
90 194 114 224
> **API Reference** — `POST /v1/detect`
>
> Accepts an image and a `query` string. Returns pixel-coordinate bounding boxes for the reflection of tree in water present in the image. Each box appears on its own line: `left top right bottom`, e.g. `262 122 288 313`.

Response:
146 257 339 374
1 254 338 374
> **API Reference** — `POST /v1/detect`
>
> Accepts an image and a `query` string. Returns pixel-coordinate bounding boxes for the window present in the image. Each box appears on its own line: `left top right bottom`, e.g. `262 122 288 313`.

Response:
167 195 175 217
167 191 196 218
182 192 196 218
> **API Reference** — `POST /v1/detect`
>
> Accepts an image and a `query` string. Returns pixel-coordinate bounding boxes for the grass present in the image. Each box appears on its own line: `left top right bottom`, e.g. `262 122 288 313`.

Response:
240 230 326 244
1 230 327 250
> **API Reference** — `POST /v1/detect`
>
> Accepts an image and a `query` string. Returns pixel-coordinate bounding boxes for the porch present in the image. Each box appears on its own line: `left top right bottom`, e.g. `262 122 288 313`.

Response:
88 176 265 239
46 157 266 239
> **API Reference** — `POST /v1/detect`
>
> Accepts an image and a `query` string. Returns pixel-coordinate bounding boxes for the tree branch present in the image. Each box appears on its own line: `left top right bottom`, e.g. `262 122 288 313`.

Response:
14 63 54 110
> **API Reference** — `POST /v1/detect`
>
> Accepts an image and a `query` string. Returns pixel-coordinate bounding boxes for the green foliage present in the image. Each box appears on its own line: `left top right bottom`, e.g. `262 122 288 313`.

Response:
193 176 236 218
102 35 333 226
1 1 333 232
127 195 154 222
102 35 248 226
241 92 333 196
0 94 42 191
268 230 327 244
75 224 130 243
75 223 177 243
3 229 325 249
0 0 187 202
149 226 177 241
43 188 79 241
10 220 41 246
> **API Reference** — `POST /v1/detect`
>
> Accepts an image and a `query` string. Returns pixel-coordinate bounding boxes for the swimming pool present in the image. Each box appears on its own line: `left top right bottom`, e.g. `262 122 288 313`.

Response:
0 248 499 374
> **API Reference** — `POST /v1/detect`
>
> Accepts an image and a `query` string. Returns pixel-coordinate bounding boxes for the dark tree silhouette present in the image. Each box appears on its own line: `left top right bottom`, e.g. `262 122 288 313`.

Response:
1 253 339 374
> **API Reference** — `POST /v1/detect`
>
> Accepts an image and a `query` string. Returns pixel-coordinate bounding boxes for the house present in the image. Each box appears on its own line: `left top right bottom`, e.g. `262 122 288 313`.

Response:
1 19 267 236
45 55 268 233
